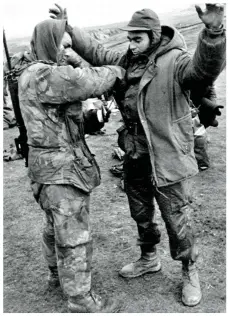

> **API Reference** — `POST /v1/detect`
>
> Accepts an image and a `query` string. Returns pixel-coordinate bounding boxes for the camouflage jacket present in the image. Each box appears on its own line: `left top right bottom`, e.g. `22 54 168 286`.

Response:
18 62 124 193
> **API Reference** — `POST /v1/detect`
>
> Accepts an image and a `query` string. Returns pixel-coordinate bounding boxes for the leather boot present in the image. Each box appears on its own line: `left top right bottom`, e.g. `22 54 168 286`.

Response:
182 260 202 306
47 266 60 289
119 246 161 278
68 291 121 313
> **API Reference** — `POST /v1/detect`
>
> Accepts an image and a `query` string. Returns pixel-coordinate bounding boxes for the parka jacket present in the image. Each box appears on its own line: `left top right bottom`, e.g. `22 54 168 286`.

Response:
70 24 226 187
18 63 124 193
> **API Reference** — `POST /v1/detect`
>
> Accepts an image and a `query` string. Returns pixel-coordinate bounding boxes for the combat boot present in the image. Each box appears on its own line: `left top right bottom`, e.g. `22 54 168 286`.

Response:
182 260 202 306
47 266 60 289
119 247 161 278
68 291 121 313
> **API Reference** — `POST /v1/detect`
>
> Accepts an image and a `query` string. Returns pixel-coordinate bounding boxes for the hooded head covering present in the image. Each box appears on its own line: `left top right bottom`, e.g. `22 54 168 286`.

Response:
120 9 162 46
30 19 67 62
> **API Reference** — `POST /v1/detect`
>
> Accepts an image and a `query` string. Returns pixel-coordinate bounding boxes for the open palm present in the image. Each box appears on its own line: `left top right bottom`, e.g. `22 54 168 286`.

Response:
195 3 224 29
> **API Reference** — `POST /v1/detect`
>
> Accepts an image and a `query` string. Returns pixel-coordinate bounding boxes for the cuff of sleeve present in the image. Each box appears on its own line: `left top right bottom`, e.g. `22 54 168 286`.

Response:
205 24 224 37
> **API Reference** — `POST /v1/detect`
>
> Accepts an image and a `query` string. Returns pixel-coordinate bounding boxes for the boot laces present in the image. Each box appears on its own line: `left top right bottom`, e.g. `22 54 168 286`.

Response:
183 263 197 287
89 291 103 307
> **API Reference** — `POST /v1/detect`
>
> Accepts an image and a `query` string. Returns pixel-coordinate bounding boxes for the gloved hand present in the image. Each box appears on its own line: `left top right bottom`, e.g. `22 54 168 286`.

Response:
49 3 68 20
195 3 224 30
198 97 224 128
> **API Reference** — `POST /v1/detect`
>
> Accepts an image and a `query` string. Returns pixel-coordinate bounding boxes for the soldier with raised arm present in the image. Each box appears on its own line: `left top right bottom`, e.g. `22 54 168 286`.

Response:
50 3 225 308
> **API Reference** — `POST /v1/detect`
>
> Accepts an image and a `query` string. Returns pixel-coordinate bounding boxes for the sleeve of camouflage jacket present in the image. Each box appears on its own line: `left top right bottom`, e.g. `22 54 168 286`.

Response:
70 27 123 66
175 27 226 89
36 64 125 104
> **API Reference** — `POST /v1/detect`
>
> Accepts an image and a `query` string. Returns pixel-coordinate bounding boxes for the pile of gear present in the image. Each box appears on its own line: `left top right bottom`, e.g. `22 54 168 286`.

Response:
110 147 125 190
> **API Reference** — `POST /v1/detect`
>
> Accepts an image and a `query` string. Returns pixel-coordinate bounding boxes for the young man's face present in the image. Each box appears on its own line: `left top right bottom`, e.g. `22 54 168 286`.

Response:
127 31 151 55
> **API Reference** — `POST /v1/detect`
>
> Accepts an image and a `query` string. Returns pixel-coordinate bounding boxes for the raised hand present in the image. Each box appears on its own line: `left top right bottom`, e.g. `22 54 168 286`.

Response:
49 3 68 20
195 3 224 29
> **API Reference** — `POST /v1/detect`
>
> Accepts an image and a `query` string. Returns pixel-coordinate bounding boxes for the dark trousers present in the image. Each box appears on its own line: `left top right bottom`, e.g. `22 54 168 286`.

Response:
123 155 198 262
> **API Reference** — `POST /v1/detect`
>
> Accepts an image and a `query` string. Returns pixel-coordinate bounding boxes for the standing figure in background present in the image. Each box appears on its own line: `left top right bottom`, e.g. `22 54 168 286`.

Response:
3 64 16 130
191 84 224 171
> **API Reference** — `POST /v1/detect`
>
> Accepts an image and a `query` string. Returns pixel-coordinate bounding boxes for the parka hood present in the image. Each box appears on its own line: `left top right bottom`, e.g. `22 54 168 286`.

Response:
154 25 187 59
121 24 187 67
8 19 66 78
30 19 67 62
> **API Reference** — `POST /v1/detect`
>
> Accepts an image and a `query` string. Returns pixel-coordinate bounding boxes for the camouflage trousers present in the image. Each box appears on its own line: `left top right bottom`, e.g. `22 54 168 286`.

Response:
123 155 198 262
31 182 92 297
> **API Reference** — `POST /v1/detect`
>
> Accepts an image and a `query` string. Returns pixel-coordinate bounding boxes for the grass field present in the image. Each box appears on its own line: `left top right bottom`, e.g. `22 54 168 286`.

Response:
3 7 226 313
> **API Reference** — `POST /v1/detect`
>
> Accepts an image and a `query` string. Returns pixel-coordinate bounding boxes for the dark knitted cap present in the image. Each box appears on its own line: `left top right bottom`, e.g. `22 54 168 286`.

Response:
121 8 161 32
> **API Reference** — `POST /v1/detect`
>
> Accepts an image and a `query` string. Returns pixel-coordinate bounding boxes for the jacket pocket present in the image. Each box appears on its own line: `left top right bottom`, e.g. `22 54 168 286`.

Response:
172 113 194 155
73 149 100 192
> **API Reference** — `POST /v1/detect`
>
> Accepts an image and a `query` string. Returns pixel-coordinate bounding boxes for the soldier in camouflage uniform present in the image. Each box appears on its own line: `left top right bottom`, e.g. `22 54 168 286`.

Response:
16 19 125 312
50 3 225 307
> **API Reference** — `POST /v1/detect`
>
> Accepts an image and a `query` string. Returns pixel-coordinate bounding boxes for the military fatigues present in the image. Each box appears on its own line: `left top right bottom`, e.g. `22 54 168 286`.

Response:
69 23 225 263
32 183 92 296
18 61 124 298
117 54 196 261
124 156 196 260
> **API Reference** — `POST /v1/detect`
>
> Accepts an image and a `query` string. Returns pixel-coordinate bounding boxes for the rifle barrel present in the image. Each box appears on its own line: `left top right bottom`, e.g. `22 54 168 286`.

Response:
3 29 12 71
3 29 29 167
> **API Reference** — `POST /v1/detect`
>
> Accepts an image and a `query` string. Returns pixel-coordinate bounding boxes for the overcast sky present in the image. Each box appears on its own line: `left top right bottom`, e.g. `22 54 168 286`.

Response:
2 0 198 39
